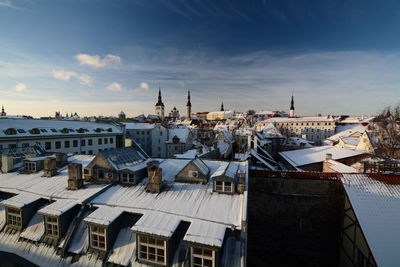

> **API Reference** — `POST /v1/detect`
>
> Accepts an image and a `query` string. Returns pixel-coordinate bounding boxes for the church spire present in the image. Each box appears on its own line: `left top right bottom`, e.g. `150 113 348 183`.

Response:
220 101 224 111
186 90 191 107
156 86 164 107
289 93 295 117
0 105 5 116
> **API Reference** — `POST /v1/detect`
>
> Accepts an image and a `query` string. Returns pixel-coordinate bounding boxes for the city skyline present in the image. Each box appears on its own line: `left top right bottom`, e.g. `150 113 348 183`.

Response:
1 0 400 117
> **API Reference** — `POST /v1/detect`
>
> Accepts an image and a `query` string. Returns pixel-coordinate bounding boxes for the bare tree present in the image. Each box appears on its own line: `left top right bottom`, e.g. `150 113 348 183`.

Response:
371 104 400 159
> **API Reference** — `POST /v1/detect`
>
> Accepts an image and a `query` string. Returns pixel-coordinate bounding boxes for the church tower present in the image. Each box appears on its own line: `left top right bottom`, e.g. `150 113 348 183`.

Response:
289 93 295 117
155 87 165 119
220 101 224 111
1 105 6 116
186 90 192 119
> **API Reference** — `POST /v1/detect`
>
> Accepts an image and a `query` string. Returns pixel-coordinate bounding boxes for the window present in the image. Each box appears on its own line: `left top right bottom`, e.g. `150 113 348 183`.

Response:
121 172 135 183
81 139 86 146
110 138 113 144
45 216 59 237
191 247 215 267
50 129 58 133
7 208 21 227
22 143 29 148
104 138 108 144
17 129 26 133
73 140 78 147
98 138 102 145
65 140 70 148
8 144 16 149
45 142 51 150
138 235 166 265
55 141 61 149
88 150 93 154
90 225 106 251
40 129 48 133
88 139 93 146
215 181 233 193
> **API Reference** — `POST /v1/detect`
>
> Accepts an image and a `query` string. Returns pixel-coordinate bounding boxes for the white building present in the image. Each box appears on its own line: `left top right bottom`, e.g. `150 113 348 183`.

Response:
0 118 124 155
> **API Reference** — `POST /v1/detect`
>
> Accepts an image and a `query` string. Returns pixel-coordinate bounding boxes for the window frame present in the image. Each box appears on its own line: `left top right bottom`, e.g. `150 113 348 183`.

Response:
214 180 233 193
191 247 215 267
6 207 22 228
90 224 107 251
45 215 59 238
138 235 167 265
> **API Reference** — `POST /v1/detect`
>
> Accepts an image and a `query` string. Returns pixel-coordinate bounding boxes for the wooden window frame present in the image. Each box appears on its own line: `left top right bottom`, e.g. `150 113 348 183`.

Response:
191 247 215 267
45 215 59 238
215 180 233 193
121 172 135 184
138 235 167 265
90 225 107 251
7 207 22 227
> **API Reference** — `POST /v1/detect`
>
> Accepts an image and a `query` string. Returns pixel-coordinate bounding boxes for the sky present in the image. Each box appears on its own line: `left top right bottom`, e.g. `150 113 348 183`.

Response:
0 0 400 118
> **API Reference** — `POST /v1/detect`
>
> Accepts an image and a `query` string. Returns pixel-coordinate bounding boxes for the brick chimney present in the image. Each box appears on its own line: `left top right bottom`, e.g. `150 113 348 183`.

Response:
146 161 163 193
1 155 14 173
56 153 68 168
325 153 333 161
67 163 83 190
43 157 57 177
236 169 246 194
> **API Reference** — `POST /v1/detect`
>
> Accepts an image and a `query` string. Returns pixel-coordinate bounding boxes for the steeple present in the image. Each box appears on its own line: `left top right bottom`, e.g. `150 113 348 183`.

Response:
220 101 224 112
155 86 165 119
186 90 191 107
186 90 192 119
289 93 295 117
0 105 5 116
156 87 164 107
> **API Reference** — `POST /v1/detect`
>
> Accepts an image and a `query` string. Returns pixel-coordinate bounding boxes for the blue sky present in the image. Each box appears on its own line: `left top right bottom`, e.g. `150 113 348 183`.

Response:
0 0 399 117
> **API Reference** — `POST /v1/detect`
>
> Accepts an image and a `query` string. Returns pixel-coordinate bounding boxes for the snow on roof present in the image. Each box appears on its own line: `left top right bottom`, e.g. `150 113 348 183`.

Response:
131 212 181 238
210 161 230 178
279 146 367 167
166 128 191 143
225 162 239 179
107 227 136 266
207 111 234 116
1 192 41 208
84 206 124 226
123 122 156 130
259 123 283 138
327 160 357 173
286 137 314 148
20 212 45 242
38 199 78 216
342 173 400 266
192 158 210 176
184 220 226 247
100 147 148 170
340 136 360 146
0 206 5 230
325 125 367 144
90 159 246 228
0 118 122 139
262 116 336 123
218 142 230 156
250 149 276 170
68 213 89 254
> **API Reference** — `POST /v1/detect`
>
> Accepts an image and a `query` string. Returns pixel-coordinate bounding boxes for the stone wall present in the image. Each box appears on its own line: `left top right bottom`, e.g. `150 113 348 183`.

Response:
247 170 344 267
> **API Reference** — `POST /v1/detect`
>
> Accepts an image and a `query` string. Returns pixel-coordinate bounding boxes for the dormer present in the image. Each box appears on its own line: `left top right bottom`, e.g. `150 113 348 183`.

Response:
0 193 42 231
24 156 45 173
175 158 210 184
211 162 239 194
119 161 148 185
84 206 124 254
38 199 79 244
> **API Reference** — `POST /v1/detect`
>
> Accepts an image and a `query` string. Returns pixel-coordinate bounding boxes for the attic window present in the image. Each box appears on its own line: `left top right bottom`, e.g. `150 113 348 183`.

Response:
40 129 48 133
50 129 58 133
4 128 17 135
215 181 233 193
60 128 69 134
68 128 75 132
138 235 166 265
29 128 40 134
45 216 59 237
94 128 103 133
17 129 26 134
76 128 85 133
6 207 22 227
107 128 113 132
191 247 215 267
120 172 135 184
90 225 107 251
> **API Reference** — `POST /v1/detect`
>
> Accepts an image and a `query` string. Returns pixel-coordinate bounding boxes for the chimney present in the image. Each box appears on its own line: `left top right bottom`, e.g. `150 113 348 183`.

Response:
1 155 14 173
325 153 333 161
236 170 246 194
43 157 57 177
56 153 67 168
197 145 203 154
146 161 163 193
67 163 83 190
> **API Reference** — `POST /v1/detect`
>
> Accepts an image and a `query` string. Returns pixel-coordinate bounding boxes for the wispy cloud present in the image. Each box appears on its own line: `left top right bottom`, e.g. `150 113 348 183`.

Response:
140 82 149 90
15 83 27 92
0 0 13 8
106 82 124 91
75 54 121 68
52 70 93 86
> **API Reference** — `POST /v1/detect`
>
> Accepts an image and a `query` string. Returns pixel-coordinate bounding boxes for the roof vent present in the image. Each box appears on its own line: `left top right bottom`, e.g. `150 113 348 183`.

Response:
67 163 83 190
43 157 57 177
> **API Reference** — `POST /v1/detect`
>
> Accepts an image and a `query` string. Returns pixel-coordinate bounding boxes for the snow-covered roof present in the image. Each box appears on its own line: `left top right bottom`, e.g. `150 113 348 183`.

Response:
207 111 234 116
123 122 156 130
327 160 357 173
325 125 367 145
20 212 44 242
0 193 41 208
84 206 124 226
286 137 314 148
131 212 181 238
38 199 79 216
166 128 191 143
184 220 226 247
279 146 367 167
99 146 148 170
107 227 136 266
342 173 400 266
259 123 283 138
0 118 123 139
340 136 360 146
262 116 336 123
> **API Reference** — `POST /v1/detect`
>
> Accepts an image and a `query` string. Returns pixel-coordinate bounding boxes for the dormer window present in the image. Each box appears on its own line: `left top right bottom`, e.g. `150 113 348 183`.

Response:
120 172 135 184
138 235 167 265
90 225 107 251
45 216 59 238
215 181 233 193
6 207 22 227
191 247 215 267
29 128 40 134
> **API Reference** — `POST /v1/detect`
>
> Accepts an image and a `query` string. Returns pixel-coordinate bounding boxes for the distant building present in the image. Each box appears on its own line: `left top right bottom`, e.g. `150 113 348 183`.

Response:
118 111 126 121
206 110 234 121
186 90 192 119
289 93 295 117
0 118 124 155
1 105 6 117
155 87 165 120
166 127 194 158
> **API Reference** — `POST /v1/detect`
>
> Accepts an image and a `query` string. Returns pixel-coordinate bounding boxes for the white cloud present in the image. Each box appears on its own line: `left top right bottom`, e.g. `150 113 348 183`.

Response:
75 54 121 68
106 82 124 92
15 83 27 92
0 0 12 8
140 82 149 90
52 70 93 86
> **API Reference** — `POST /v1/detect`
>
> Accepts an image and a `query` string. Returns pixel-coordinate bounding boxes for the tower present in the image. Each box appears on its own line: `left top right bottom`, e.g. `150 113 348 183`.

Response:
289 93 295 117
186 90 192 119
1 105 6 116
220 101 224 112
155 87 165 119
